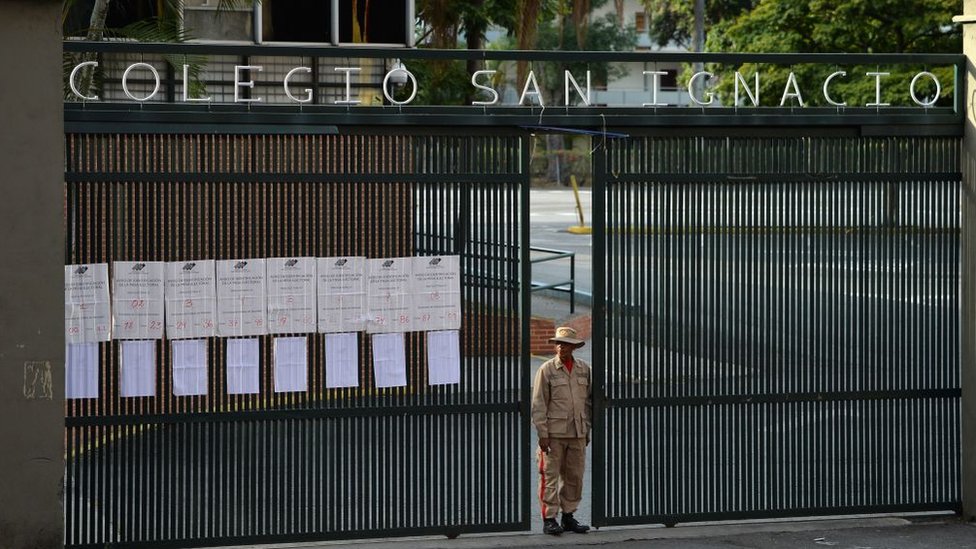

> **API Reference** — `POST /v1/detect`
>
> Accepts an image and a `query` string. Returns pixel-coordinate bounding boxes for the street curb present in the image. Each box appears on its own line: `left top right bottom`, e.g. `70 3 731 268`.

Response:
217 516 922 549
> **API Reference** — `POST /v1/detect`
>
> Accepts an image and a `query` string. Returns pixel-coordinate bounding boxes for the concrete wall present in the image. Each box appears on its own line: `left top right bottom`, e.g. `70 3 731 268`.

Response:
964 0 976 522
0 1 65 547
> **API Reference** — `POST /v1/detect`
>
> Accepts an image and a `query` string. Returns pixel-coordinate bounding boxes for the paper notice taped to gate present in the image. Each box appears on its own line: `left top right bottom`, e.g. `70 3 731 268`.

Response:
426 330 460 385
274 336 308 393
226 338 261 395
267 257 317 334
165 260 217 340
325 332 359 388
412 256 461 331
217 259 267 337
120 340 156 397
65 342 99 399
318 257 367 333
371 332 407 388
65 263 112 344
172 339 208 396
113 261 165 340
366 258 413 334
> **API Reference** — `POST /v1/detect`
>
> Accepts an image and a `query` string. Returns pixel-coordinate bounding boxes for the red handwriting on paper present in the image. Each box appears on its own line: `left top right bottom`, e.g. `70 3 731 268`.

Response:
130 299 145 310
68 326 81 335
149 320 162 331
123 320 134 331
203 319 214 329
175 321 187 330
183 299 193 309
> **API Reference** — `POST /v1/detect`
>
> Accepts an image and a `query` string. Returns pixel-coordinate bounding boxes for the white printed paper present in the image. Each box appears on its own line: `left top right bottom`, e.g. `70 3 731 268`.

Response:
217 259 267 337
226 338 260 395
65 342 99 399
113 261 165 340
412 256 462 331
65 263 111 343
274 336 308 393
325 332 359 388
366 258 413 334
426 330 461 385
172 339 208 396
120 340 156 397
371 332 407 388
267 257 317 334
165 260 217 340
317 257 367 333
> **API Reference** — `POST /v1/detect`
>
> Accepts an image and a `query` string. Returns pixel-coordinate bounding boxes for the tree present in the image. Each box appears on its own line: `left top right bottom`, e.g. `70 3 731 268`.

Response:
63 0 247 100
526 7 636 183
703 0 961 106
643 0 755 50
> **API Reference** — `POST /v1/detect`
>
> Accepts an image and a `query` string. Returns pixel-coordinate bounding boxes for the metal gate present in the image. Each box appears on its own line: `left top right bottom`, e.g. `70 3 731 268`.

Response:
64 131 533 547
591 135 962 525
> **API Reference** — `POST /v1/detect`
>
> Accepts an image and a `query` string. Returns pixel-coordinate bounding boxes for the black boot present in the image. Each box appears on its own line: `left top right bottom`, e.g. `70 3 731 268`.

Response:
543 517 564 535
561 512 590 533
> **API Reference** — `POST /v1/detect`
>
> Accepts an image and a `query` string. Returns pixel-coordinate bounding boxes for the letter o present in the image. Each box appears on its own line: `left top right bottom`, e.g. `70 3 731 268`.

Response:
122 62 161 102
910 71 941 107
382 68 417 105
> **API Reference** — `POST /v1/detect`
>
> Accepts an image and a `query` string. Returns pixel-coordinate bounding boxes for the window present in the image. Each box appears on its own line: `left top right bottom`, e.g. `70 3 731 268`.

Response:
634 12 646 33
262 0 409 45
339 0 408 44
265 0 332 42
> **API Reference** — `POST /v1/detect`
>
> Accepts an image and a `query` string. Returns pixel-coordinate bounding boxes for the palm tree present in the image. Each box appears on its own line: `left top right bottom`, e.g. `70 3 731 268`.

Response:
63 0 248 99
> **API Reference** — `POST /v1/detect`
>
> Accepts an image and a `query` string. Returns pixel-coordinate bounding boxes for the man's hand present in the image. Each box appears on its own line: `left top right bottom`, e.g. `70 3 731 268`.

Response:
538 437 550 453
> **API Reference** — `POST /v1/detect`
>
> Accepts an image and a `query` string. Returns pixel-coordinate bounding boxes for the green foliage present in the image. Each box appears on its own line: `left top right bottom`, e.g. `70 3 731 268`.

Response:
412 1 635 106
645 0 755 49
532 12 637 102
403 59 473 105
699 0 962 107
62 0 247 100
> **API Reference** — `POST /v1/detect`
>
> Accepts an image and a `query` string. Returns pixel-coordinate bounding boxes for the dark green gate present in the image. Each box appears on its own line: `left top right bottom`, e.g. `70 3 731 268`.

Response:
63 130 533 547
592 135 962 525
63 41 967 544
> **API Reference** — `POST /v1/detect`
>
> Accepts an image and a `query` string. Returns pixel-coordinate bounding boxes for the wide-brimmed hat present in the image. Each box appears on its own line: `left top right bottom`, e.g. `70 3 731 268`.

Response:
549 326 585 347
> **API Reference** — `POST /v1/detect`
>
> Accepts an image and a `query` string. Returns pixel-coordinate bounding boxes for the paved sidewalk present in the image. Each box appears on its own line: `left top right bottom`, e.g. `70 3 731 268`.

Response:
221 515 976 549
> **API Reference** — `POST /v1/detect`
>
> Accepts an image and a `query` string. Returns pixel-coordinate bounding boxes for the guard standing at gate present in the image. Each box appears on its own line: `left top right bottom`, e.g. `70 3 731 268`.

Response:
531 326 592 535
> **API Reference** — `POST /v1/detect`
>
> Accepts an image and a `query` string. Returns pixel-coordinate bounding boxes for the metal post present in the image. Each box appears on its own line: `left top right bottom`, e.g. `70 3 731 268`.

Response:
406 0 415 47
331 0 340 46
960 0 976 521
591 136 607 526
253 0 262 44
519 133 533 530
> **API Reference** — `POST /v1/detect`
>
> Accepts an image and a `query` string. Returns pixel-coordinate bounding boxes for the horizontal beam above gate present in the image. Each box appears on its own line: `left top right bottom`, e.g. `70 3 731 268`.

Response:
63 41 964 132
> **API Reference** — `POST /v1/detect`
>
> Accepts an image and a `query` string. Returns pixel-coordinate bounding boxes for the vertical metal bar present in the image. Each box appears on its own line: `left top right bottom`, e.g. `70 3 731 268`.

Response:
518 133 532 530
592 137 606 526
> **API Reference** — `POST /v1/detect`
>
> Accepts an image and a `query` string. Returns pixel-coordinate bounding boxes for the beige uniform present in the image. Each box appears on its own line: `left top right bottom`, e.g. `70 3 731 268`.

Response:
531 356 592 519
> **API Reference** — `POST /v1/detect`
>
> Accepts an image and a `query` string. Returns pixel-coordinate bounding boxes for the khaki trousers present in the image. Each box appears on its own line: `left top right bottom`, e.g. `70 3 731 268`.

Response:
537 437 586 519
